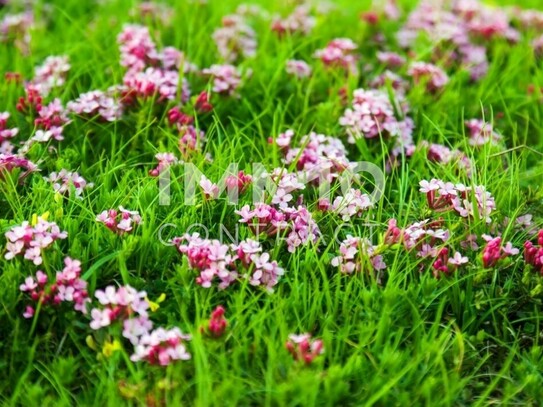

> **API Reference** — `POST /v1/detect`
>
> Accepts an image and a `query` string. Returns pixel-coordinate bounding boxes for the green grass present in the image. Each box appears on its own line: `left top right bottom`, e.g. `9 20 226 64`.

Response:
1 0 543 405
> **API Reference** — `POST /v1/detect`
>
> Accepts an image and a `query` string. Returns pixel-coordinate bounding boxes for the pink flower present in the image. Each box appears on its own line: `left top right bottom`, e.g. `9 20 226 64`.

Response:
271 6 315 36
448 252 469 266
314 38 359 75
130 327 191 365
285 59 312 78
212 13 256 62
4 218 67 265
67 90 123 122
285 333 324 364
96 207 142 234
408 62 449 92
202 64 243 96
200 175 220 200
205 306 228 338
44 169 94 198
149 153 180 177
465 119 501 146
331 236 384 273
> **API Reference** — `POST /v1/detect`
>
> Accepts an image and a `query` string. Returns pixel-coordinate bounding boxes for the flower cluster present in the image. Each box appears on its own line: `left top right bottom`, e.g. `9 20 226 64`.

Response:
149 152 180 177
67 90 123 122
278 131 350 185
419 142 471 174
339 88 414 150
431 247 468 278
482 236 519 268
419 179 496 223
131 327 192 365
0 153 37 181
524 230 543 274
90 285 149 330
4 217 67 265
285 333 324 364
331 188 373 221
32 55 71 96
212 13 257 62
203 306 228 338
271 5 315 36
96 207 142 234
285 59 312 78
385 218 450 255
407 62 449 92
0 12 33 52
331 236 385 273
20 257 90 318
465 119 501 146
118 24 191 104
202 64 243 96
44 169 94 198
314 38 358 75
0 112 19 151
236 203 320 253
173 234 284 291
376 51 406 69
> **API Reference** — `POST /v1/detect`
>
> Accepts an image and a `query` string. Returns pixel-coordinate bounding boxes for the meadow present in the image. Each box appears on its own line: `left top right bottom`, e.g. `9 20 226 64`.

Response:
1 0 543 405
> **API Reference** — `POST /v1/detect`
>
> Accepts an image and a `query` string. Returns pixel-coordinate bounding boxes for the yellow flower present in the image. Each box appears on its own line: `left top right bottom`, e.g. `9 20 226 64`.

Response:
102 340 122 357
146 293 166 312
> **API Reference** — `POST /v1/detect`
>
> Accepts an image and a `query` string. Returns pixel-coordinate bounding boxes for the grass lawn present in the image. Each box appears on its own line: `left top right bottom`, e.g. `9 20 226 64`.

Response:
1 0 543 405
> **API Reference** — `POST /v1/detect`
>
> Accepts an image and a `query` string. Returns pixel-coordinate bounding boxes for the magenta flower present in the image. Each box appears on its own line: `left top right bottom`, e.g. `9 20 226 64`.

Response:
285 59 312 78
285 333 324 364
44 169 94 198
271 6 315 36
465 119 501 146
90 285 149 330
204 306 228 338
408 62 449 92
149 153 180 177
202 64 243 96
5 218 67 265
19 257 89 317
314 38 358 75
96 207 142 234
331 236 385 274
130 327 191 365
524 230 543 274
212 13 256 62
67 90 123 122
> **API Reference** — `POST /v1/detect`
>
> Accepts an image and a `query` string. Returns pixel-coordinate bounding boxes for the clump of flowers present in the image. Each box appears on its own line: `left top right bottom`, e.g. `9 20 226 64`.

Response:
314 38 358 75
376 51 406 69
173 235 284 291
331 188 373 221
202 306 228 338
117 24 159 72
44 169 94 198
4 217 67 265
20 257 90 318
481 235 519 268
32 55 71 96
0 12 33 52
0 112 19 148
431 247 468 278
89 285 150 330
130 327 192 365
285 59 312 78
236 203 320 253
212 13 257 62
407 62 449 92
277 131 350 185
0 153 37 182
285 333 324 364
524 230 543 274
96 207 142 234
339 88 414 151
465 119 501 146
179 125 206 158
225 170 253 195
384 218 450 255
419 142 471 174
271 5 315 36
331 236 385 273
149 152 180 177
202 64 243 96
67 90 123 122
419 179 496 223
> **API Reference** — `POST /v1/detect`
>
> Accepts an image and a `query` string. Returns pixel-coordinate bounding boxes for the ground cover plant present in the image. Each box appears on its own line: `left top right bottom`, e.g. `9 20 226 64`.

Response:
1 0 543 405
